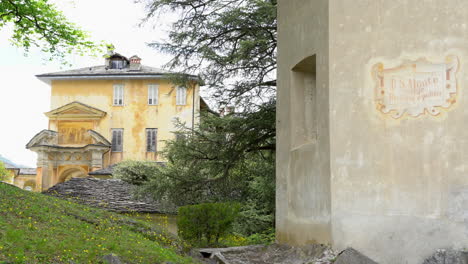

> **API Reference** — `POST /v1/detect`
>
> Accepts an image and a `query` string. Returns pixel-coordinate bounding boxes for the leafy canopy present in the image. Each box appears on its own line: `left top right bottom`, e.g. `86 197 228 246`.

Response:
0 162 8 181
138 102 275 204
0 0 100 61
135 0 278 235
141 0 277 106
124 102 276 234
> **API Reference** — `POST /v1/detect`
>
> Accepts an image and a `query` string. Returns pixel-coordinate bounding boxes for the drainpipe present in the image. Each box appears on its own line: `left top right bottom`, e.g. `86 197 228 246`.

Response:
192 84 195 131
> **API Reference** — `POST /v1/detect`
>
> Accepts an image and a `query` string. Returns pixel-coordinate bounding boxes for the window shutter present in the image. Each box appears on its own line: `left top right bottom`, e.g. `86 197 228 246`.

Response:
149 86 153 105
113 86 117 105
146 130 151 152
154 85 159 105
153 129 157 152
119 86 123 105
111 130 117 150
118 130 122 149
146 128 157 152
112 129 123 152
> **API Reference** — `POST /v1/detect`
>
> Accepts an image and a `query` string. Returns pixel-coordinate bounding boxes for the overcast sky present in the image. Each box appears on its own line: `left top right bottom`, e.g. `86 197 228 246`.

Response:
0 0 177 167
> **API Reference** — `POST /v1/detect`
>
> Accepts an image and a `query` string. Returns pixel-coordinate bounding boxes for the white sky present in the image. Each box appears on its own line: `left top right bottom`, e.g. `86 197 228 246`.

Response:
0 0 177 167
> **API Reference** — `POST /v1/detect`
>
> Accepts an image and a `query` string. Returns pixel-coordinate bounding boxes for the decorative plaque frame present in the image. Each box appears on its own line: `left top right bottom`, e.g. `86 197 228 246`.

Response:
372 55 459 118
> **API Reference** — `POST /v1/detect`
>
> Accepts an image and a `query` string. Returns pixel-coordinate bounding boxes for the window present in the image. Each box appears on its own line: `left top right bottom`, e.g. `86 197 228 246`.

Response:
113 84 124 106
111 59 126 69
146 128 157 152
148 84 159 105
111 129 123 152
176 87 187 105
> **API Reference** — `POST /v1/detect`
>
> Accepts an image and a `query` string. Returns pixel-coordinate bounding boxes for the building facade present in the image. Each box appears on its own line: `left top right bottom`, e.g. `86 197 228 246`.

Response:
277 0 468 263
1 160 37 191
27 52 202 191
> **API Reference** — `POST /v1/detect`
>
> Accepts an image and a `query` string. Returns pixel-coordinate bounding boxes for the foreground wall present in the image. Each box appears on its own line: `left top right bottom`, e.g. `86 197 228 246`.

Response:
276 0 331 245
277 1 468 263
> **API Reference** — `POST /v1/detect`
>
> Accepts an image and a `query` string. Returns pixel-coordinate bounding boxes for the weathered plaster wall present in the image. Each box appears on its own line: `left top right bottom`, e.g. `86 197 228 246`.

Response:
276 0 331 245
14 175 37 191
278 0 468 263
329 1 468 263
49 79 199 163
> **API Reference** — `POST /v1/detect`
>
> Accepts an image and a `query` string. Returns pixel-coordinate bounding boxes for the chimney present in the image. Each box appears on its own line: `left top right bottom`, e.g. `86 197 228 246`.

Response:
129 55 141 70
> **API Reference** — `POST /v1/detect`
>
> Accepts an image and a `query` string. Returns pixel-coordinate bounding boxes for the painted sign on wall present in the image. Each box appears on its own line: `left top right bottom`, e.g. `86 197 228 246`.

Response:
373 55 458 118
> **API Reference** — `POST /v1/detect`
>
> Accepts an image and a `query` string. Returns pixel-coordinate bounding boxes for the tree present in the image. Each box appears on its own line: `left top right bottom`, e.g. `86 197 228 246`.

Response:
141 0 277 106
0 0 99 61
0 162 9 182
130 101 276 234
137 0 278 235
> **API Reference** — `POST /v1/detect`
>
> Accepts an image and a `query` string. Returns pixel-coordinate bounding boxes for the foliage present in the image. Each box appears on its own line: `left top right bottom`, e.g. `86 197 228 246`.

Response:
134 102 275 235
243 229 275 245
142 102 274 203
0 182 196 263
138 0 278 238
0 0 100 61
140 0 277 106
177 202 240 246
113 160 161 186
0 162 8 181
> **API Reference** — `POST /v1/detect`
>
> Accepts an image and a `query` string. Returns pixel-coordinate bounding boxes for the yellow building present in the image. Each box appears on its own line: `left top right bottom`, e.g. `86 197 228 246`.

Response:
27 52 203 191
1 161 37 191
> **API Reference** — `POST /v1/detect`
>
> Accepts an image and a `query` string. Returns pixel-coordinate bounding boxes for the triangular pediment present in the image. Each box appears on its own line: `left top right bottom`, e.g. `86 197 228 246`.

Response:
88 130 111 146
26 130 58 148
45 101 106 120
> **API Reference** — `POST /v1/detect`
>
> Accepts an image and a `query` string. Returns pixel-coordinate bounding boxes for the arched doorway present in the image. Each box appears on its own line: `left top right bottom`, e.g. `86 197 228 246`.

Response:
23 180 36 191
59 167 88 183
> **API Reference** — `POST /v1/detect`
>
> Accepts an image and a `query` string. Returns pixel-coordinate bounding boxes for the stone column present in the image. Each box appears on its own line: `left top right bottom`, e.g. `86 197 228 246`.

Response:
36 151 49 191
91 151 104 171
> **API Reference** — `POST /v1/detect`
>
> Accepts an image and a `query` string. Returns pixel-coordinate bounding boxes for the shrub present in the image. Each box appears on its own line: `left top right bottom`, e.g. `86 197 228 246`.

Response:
113 160 160 185
177 202 241 246
0 162 8 182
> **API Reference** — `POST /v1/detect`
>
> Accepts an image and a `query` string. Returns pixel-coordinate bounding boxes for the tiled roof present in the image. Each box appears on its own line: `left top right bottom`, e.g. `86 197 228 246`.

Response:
19 168 37 175
88 162 166 176
88 164 118 175
43 178 167 213
36 64 174 77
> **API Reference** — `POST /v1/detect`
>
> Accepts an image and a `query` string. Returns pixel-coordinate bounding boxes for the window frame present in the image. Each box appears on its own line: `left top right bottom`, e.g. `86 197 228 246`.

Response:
176 86 187 106
146 128 158 152
148 84 159 105
111 128 124 152
113 84 124 106
111 60 125 69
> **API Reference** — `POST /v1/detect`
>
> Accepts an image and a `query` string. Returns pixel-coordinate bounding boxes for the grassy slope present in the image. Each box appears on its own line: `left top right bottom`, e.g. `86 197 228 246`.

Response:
0 183 196 264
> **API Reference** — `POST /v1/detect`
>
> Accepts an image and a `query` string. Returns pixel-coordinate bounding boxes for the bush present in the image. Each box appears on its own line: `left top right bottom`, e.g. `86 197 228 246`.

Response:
113 160 160 185
177 202 241 246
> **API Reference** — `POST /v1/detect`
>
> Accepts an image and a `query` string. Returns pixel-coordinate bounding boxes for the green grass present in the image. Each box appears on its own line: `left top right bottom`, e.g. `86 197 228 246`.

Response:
0 183 196 264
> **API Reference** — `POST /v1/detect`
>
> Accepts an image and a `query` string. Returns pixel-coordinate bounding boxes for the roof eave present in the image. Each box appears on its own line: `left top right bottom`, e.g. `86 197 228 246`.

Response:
36 74 200 84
